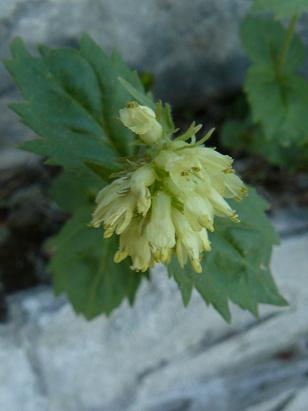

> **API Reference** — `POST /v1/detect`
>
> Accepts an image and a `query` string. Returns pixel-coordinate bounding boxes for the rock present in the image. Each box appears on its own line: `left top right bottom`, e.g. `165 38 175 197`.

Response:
0 149 37 171
287 386 308 411
0 320 47 411
271 208 308 238
246 391 296 411
2 0 308 164
0 227 308 411
0 0 251 102
0 0 249 159
0 91 37 166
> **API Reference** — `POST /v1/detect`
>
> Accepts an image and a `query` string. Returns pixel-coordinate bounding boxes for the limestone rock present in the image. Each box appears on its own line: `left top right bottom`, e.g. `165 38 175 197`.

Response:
0 0 251 103
0 0 251 156
0 228 307 410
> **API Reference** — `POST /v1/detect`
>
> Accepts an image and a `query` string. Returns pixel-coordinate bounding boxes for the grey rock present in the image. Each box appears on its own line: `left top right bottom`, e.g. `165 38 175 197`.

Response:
0 228 308 411
0 0 251 159
0 149 37 170
0 320 47 411
286 386 308 411
0 0 251 102
246 390 297 411
271 207 308 238
2 0 308 165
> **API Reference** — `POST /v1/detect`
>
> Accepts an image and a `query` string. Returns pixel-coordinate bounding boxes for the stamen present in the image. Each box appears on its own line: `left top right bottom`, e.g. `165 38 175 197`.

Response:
224 168 235 174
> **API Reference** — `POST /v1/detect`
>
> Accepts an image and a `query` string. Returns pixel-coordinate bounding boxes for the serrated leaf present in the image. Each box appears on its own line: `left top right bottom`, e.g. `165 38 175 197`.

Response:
241 17 305 69
84 160 121 182
241 17 308 146
47 170 146 318
5 35 147 171
49 169 101 214
48 209 144 319
5 36 154 319
252 0 308 19
222 119 308 170
79 36 147 155
245 65 308 145
168 258 193 307
168 189 287 322
118 76 155 109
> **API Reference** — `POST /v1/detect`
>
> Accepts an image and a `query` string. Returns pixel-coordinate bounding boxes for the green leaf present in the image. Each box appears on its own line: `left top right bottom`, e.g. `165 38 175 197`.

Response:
168 258 193 307
168 189 287 322
252 0 308 19
5 36 154 319
48 209 144 319
245 65 308 145
49 169 101 214
241 16 308 146
234 16 308 169
155 101 176 135
47 170 146 318
118 76 155 109
221 120 254 152
79 37 148 155
222 119 308 170
241 16 305 69
5 35 147 171
84 160 121 182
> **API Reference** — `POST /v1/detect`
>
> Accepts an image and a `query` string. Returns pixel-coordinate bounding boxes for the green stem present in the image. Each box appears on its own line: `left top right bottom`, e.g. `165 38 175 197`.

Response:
277 14 298 72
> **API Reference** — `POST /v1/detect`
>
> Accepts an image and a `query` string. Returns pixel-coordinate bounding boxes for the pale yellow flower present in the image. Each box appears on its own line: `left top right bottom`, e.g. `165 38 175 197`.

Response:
91 177 130 229
145 191 175 261
172 208 211 272
91 101 247 273
183 193 214 231
114 218 152 272
99 193 136 238
222 173 247 200
130 165 156 215
191 146 233 174
119 102 162 144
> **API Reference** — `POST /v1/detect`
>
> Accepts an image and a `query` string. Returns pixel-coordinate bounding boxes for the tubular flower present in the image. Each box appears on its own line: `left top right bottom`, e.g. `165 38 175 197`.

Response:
130 165 156 215
119 102 163 144
114 218 152 272
91 101 247 272
145 191 176 262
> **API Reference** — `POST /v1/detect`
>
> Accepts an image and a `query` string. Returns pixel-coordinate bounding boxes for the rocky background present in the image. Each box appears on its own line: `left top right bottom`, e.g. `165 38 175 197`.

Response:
1 1 308 411
1 0 251 168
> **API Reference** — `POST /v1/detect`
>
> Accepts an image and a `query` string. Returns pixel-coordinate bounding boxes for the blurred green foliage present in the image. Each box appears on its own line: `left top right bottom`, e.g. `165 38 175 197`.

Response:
222 2 308 171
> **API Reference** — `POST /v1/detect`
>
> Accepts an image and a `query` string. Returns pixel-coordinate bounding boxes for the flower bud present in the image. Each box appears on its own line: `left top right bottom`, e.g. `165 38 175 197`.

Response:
119 102 162 144
130 165 156 215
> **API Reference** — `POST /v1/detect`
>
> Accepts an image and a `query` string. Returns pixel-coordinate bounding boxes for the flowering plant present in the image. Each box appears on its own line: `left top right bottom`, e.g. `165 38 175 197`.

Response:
92 101 247 274
5 35 287 321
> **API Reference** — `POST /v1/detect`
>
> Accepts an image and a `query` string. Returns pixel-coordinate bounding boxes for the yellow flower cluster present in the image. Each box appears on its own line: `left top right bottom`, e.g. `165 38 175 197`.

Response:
91 102 247 272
